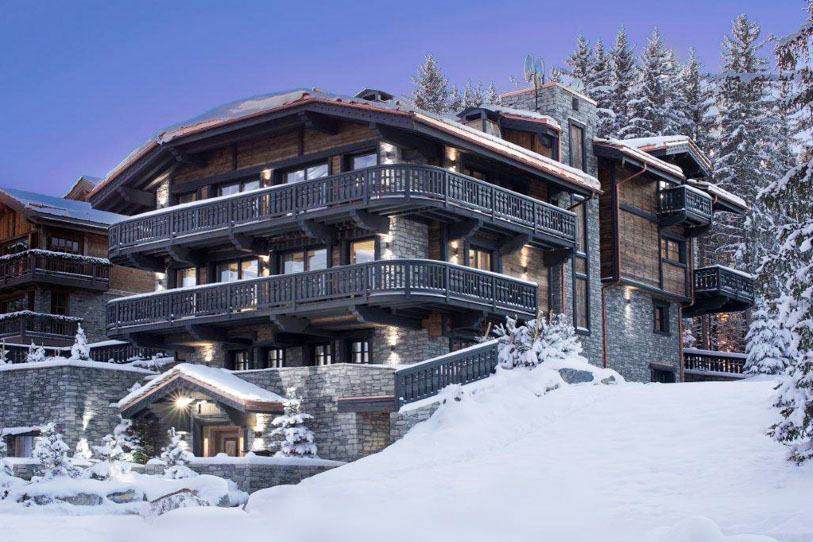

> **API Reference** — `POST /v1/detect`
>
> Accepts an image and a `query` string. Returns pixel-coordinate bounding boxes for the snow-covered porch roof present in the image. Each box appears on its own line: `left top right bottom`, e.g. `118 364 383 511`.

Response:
622 135 713 179
117 364 284 418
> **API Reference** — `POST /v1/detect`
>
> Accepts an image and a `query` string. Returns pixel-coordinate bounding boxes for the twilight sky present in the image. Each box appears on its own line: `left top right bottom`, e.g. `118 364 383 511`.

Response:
0 0 803 196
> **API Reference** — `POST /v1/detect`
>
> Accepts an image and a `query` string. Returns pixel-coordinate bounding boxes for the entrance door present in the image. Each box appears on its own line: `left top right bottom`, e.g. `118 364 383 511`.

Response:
202 426 244 457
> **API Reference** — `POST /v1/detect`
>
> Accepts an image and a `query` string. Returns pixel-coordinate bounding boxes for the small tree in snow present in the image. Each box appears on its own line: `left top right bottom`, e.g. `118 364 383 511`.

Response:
493 313 583 368
269 387 318 458
682 321 697 349
160 427 196 479
69 325 90 361
0 434 12 479
73 438 92 461
32 423 80 480
25 342 45 363
0 340 8 365
745 306 795 375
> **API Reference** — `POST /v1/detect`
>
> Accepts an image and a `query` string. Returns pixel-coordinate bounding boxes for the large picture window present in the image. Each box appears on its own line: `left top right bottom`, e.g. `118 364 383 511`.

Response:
350 152 377 171
285 162 329 184
281 248 327 274
216 258 259 283
467 246 493 271
218 178 261 197
175 267 197 288
350 239 376 265
49 236 80 254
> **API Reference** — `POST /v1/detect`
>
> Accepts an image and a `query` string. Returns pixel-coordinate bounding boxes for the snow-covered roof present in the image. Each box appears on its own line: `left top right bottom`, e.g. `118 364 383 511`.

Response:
458 105 561 131
686 179 749 212
117 363 285 415
622 135 713 175
0 186 125 228
91 88 600 199
593 139 685 180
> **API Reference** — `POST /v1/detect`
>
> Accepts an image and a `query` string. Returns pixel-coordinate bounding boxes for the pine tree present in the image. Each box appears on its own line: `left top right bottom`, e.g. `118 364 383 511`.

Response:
679 48 716 151
412 54 449 114
69 325 90 361
627 29 684 137
765 1 813 464
745 306 795 375
0 340 8 365
493 313 583 368
32 423 80 480
269 387 318 458
25 342 45 363
448 85 463 112
590 39 615 138
486 82 500 105
609 27 638 138
73 438 92 460
160 427 196 479
463 80 485 108
565 35 594 91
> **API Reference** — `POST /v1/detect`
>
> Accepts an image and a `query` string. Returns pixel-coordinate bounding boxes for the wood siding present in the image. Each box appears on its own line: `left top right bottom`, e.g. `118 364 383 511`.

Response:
501 128 553 159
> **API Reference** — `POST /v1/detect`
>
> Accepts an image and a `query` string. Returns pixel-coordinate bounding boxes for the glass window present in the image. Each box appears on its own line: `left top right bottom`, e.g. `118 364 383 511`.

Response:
350 340 371 364
350 239 376 265
218 178 261 196
282 251 305 274
1 296 25 313
49 236 80 254
569 123 585 171
315 343 333 366
177 192 197 204
307 163 329 179
285 169 306 184
217 261 240 283
467 247 493 271
661 238 684 263
176 268 197 288
574 277 588 330
241 259 259 280
12 435 35 458
242 179 261 192
267 348 285 368
351 153 377 170
285 162 329 184
232 351 251 371
50 291 68 315
282 248 327 274
654 304 669 333
308 248 327 271
574 201 587 253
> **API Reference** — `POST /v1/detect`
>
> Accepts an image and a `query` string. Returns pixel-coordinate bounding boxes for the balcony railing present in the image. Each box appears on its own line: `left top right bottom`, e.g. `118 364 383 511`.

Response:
0 311 81 343
106 260 537 335
693 266 755 303
683 348 747 378
0 250 110 291
0 340 168 364
108 164 577 259
658 185 713 230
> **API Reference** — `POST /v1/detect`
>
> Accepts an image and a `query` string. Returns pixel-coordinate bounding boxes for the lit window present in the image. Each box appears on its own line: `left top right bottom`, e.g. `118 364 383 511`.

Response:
240 259 259 280
467 247 493 271
282 248 327 274
232 351 251 371
315 343 333 366
217 258 259 282
350 239 376 264
350 340 370 364
267 348 285 368
176 268 197 288
661 238 684 263
177 192 197 204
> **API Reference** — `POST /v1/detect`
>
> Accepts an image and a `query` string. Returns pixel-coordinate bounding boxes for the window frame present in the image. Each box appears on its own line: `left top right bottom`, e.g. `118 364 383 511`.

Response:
348 237 378 265
215 257 261 283
313 342 333 366
466 245 495 272
660 235 686 265
231 350 252 371
267 348 286 369
345 150 379 171
175 267 199 289
50 290 69 316
48 234 81 255
570 195 590 334
653 300 670 335
281 160 331 185
348 339 371 364
567 119 587 172
216 177 262 197
278 246 329 274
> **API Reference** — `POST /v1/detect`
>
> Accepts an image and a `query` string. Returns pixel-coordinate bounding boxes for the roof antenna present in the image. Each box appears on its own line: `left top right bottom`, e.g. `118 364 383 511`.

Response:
523 53 545 113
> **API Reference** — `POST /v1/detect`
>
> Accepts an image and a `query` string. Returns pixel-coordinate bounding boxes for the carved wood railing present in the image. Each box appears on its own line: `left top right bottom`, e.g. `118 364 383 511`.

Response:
0 340 167 364
106 260 537 332
693 266 755 303
109 164 577 255
683 348 747 376
0 250 110 289
395 340 500 407
658 185 713 220
0 312 81 341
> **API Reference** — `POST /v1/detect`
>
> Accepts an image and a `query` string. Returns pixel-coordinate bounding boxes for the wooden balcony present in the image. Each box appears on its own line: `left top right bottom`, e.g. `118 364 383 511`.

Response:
106 260 537 343
658 185 713 237
108 165 578 268
683 266 755 317
0 250 110 292
683 348 747 381
0 311 82 346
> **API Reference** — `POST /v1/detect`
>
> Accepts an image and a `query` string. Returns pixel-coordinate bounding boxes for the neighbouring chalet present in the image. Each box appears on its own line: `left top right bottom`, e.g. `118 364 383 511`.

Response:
0 182 154 347
0 83 755 476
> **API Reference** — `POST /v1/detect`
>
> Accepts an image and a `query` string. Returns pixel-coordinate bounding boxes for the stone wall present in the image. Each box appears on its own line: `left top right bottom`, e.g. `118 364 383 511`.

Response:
237 364 396 461
371 325 449 366
603 285 681 382
389 401 441 442
0 362 151 450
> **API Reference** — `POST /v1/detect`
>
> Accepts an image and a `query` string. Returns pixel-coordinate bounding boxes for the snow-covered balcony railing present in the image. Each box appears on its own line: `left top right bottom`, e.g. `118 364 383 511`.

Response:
395 339 500 407
0 311 82 344
0 340 168 364
106 260 537 336
683 348 747 378
0 249 111 291
657 185 713 235
684 265 755 318
108 164 577 263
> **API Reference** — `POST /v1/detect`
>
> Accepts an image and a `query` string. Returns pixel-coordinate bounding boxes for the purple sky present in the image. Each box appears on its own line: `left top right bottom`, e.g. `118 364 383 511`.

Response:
0 0 803 196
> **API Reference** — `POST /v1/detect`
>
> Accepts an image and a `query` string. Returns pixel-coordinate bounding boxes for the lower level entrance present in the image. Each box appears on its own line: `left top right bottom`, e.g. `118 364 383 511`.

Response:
202 425 245 457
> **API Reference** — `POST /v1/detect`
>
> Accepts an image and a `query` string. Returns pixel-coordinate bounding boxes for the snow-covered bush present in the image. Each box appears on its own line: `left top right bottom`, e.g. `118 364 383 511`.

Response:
69 325 90 361
492 312 583 368
32 423 80 481
682 321 696 349
73 438 92 461
0 340 8 365
160 428 196 479
269 387 318 458
25 342 46 363
745 306 795 375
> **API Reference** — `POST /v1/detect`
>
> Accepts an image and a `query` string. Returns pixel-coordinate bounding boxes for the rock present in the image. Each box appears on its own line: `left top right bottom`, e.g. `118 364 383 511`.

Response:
144 488 208 517
558 368 594 384
63 492 104 506
600 375 618 385
107 489 140 503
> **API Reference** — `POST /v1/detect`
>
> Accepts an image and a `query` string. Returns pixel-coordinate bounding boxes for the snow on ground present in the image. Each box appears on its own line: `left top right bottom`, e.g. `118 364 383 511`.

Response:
2 371 811 542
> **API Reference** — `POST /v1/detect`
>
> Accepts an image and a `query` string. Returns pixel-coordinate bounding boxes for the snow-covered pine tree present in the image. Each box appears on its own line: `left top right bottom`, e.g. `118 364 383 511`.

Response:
486 82 500 105
412 54 449 114
609 27 638 138
678 48 716 151
160 427 196 479
565 35 594 91
627 29 683 137
73 438 92 460
589 39 615 138
25 342 45 363
269 387 318 458
765 1 813 464
463 81 485 108
492 313 583 368
448 84 463 112
539 313 583 362
113 417 142 462
0 340 8 365
549 66 564 83
69 324 90 361
32 423 80 480
745 306 795 375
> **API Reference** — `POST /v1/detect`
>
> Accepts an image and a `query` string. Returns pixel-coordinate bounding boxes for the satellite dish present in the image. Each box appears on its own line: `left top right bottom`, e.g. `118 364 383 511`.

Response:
524 53 535 83
534 58 545 85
